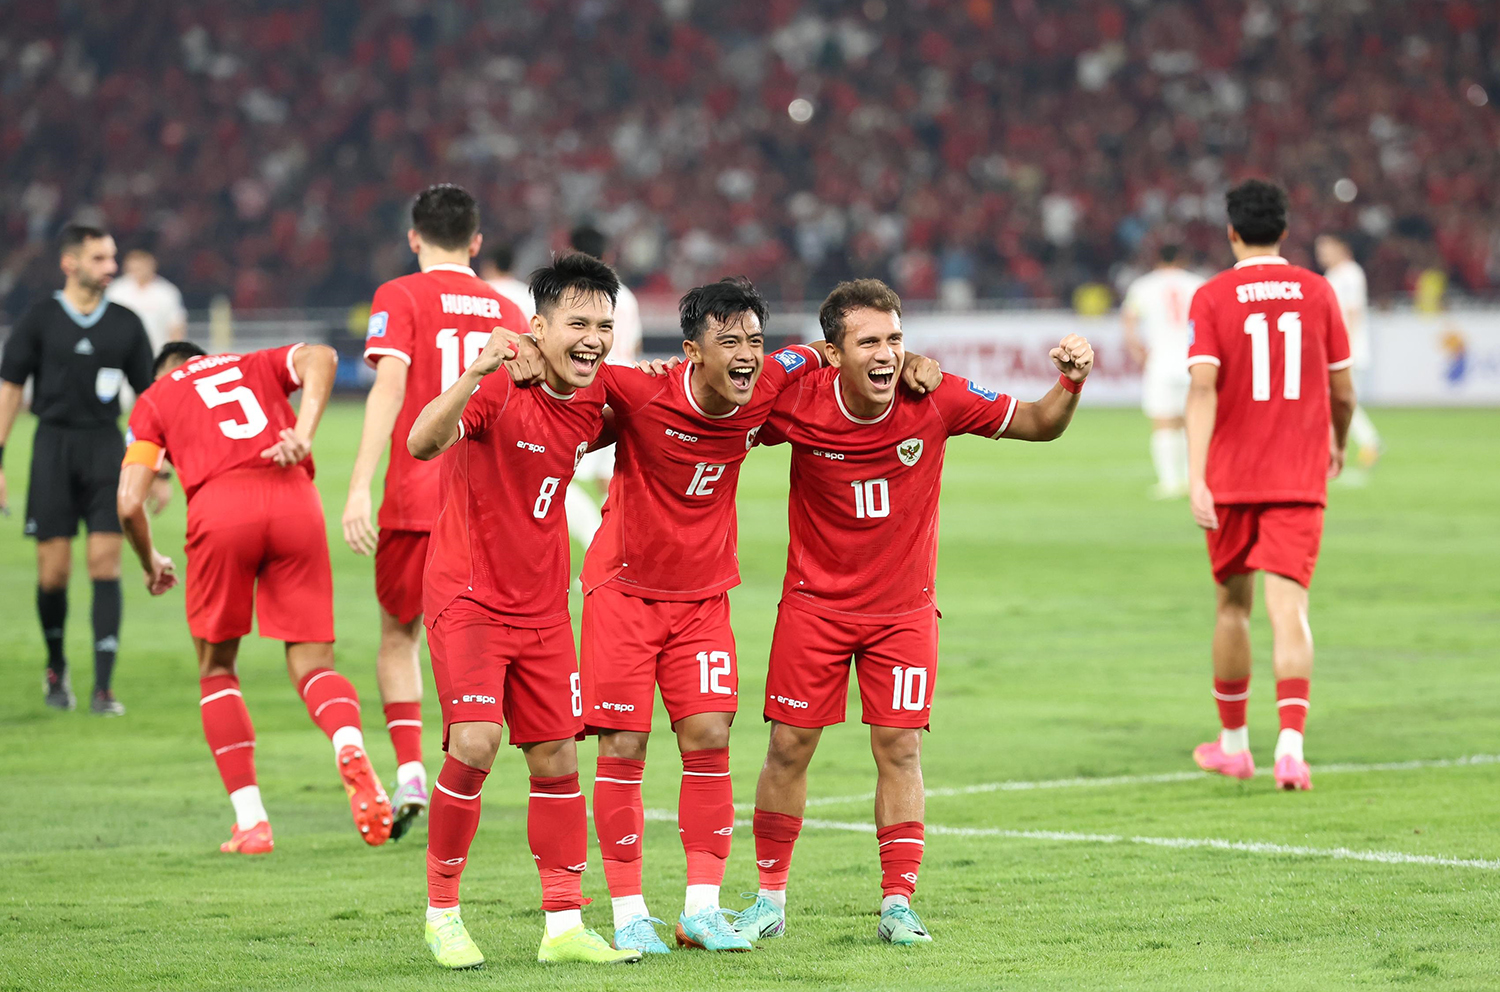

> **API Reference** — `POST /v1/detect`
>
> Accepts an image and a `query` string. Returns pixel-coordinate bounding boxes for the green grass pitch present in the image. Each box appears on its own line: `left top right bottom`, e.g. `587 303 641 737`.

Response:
2 403 1497 991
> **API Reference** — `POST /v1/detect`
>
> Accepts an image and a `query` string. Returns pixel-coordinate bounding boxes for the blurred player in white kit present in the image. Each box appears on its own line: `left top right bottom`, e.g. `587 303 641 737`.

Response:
1316 234 1381 470
1122 244 1205 498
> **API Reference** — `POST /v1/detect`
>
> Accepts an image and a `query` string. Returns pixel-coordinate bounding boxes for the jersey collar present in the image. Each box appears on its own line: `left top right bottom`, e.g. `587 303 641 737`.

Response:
541 383 575 402
423 263 477 276
1233 255 1289 269
54 290 109 329
682 363 738 420
833 374 895 425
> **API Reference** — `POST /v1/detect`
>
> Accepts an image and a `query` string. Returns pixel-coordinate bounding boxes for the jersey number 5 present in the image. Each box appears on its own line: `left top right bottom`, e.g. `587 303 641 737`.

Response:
438 328 490 391
194 368 269 440
1243 312 1302 401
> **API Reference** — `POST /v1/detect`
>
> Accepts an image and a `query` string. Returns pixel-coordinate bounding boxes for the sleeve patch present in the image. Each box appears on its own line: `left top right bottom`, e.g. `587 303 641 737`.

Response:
367 311 389 339
773 349 807 373
966 380 999 402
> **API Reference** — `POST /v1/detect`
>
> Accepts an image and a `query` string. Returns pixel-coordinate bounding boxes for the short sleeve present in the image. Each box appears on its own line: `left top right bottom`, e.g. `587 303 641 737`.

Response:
594 363 660 414
1185 285 1220 369
1322 281 1353 371
365 282 416 368
930 373 1018 439
245 343 307 395
458 374 513 440
123 312 156 394
759 345 824 394
126 391 168 450
0 308 41 385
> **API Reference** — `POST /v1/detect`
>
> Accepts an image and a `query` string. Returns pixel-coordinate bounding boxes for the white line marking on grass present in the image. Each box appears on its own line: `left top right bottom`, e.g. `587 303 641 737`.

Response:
731 753 1500 813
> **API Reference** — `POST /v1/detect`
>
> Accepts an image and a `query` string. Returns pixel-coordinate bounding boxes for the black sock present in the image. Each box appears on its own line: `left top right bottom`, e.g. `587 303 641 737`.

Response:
92 579 122 694
38 586 68 682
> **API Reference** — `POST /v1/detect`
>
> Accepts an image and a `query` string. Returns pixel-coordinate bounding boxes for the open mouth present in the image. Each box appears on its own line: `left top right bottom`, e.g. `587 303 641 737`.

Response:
569 350 601 376
868 366 896 390
728 365 756 391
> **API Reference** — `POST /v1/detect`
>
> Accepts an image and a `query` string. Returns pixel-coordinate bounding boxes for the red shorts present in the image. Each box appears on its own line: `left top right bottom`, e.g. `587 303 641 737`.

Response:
580 584 738 733
375 529 428 624
427 605 584 748
764 603 938 730
185 470 334 644
1206 502 1324 588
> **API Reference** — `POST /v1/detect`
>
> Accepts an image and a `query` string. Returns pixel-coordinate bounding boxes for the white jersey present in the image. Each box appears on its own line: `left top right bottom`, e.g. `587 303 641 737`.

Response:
104 275 187 352
486 275 536 320
1323 259 1370 370
1122 266 1205 379
610 283 643 364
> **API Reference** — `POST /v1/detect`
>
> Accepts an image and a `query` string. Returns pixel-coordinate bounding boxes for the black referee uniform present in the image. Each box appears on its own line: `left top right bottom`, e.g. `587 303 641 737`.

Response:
1 291 153 699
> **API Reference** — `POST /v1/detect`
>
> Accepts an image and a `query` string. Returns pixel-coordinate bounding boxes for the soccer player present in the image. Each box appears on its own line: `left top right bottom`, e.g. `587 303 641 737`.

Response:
1315 233 1381 469
1121 244 1205 498
342 184 530 839
579 277 942 954
1185 180 1357 792
104 248 188 353
0 224 156 715
406 251 641 969
117 341 393 854
733 279 1093 946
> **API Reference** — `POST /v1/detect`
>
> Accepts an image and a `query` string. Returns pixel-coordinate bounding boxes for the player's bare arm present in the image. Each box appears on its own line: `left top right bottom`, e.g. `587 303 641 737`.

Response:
116 461 177 596
260 344 338 467
0 379 23 513
408 327 520 459
1328 367 1356 479
1184 362 1219 530
342 355 409 555
1003 335 1094 441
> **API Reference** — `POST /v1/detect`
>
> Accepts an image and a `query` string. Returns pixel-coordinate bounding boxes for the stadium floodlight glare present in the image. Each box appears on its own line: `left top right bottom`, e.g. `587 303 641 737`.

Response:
1333 178 1358 203
788 98 814 123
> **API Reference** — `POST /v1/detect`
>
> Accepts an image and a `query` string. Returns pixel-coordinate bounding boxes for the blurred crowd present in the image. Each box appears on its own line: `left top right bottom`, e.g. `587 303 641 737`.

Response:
2 0 1497 318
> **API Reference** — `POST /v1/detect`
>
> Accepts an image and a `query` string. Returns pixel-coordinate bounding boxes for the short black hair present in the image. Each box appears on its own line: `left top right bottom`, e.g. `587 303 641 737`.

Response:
154 341 207 376
530 250 620 315
411 184 479 251
60 223 110 254
569 225 607 259
819 278 902 346
490 245 515 272
1158 243 1181 264
1226 179 1288 246
679 277 770 343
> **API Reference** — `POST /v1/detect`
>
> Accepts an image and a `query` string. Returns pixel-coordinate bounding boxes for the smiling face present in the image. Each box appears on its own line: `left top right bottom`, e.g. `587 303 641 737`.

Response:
532 287 615 391
685 310 765 408
825 306 903 411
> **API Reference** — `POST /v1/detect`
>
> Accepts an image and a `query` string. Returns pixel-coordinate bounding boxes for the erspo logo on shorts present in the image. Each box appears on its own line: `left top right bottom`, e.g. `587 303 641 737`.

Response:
460 694 496 705
367 311 388 339
771 694 809 709
773 349 807 373
600 701 636 713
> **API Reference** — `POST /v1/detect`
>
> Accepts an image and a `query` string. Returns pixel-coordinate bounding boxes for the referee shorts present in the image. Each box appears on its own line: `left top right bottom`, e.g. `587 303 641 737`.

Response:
24 424 125 541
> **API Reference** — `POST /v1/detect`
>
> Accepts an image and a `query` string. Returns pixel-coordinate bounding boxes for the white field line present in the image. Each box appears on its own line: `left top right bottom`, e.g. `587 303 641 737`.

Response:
725 752 1500 813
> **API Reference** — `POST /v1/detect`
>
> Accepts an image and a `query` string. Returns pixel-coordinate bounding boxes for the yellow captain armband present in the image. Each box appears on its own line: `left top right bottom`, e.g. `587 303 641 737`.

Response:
122 440 165 473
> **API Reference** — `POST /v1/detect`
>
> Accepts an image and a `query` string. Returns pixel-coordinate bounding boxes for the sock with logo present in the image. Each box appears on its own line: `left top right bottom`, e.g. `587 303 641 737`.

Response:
594 755 646 919
877 821 925 899
753 808 802 897
426 755 489 909
529 772 587 911
679 747 733 914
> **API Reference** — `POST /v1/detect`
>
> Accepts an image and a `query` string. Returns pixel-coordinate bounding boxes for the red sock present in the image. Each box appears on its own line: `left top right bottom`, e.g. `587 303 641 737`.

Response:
199 675 257 794
1212 677 1250 730
877 821 925 899
383 701 423 767
680 747 733 886
426 755 489 908
297 668 361 740
753 808 802 890
529 772 587 911
1276 678 1310 734
593 756 645 897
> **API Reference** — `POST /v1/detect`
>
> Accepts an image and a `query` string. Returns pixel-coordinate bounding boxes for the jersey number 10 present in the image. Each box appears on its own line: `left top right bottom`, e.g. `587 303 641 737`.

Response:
1243 312 1302 402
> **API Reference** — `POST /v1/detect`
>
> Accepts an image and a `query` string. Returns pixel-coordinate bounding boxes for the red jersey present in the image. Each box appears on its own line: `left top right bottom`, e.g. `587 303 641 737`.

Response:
423 376 606 628
581 345 824 601
760 370 1018 621
1187 256 1352 505
127 345 312 502
364 265 529 532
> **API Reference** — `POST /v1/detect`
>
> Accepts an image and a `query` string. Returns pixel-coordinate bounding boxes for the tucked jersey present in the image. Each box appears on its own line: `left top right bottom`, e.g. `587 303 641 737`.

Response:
424 376 606 628
761 370 1018 622
1187 256 1352 506
364 265 528 532
1 295 153 428
1122 266 1206 378
581 345 824 601
125 345 311 502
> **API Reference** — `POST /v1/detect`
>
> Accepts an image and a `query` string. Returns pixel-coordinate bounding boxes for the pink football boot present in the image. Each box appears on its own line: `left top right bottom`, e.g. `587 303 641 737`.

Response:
1273 754 1313 791
1192 739 1256 780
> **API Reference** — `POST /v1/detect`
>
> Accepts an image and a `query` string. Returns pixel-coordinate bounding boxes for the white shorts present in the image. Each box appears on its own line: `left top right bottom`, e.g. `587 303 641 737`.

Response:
1142 370 1190 419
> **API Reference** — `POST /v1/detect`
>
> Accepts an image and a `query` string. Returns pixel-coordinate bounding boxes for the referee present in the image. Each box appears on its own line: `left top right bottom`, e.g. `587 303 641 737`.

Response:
0 224 157 715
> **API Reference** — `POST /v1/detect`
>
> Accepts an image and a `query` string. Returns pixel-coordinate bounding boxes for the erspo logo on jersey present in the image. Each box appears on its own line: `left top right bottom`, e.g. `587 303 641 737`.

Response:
367 311 388 338
967 380 999 402
773 349 807 373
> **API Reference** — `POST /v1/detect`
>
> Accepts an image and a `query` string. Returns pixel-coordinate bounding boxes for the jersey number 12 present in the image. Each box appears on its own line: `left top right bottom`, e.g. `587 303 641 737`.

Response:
1243 312 1302 401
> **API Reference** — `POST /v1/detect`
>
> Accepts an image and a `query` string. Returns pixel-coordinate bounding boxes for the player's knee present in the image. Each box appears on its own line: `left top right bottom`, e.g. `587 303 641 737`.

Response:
450 722 505 770
598 730 650 762
765 724 818 773
520 736 577 778
871 728 922 772
675 713 732 752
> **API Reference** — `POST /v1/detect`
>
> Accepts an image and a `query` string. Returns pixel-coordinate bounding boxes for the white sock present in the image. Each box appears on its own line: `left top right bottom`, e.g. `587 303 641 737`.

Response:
229 785 268 831
330 725 364 755
1350 406 1380 450
1150 429 1177 489
1219 725 1249 755
1170 428 1189 488
880 894 909 914
427 904 456 923
545 908 582 938
397 761 426 789
1275 729 1305 763
612 894 649 931
564 482 601 547
683 884 720 917
758 888 787 911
